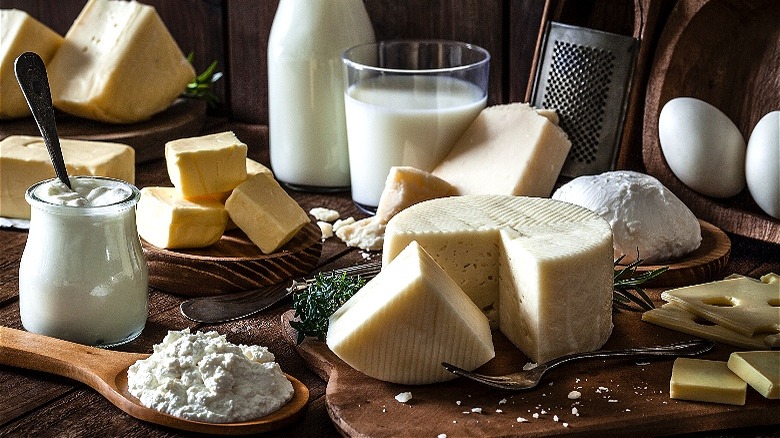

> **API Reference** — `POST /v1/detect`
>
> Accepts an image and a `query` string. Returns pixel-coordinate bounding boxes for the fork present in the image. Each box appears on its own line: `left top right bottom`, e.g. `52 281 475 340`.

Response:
180 261 382 323
442 339 714 390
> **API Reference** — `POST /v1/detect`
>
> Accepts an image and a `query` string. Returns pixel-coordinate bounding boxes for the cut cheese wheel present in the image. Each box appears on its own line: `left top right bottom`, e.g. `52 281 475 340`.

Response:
727 351 780 399
327 241 495 384
383 195 613 364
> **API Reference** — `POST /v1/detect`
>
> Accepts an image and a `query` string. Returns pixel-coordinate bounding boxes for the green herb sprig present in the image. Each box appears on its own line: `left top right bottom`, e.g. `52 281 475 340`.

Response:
183 53 223 107
613 254 668 311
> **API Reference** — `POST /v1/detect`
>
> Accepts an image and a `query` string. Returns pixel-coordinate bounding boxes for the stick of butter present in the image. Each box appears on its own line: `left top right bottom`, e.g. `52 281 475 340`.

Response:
728 351 780 399
670 358 747 406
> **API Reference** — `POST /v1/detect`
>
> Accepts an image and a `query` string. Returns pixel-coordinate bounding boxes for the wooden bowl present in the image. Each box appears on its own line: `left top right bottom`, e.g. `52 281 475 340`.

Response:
642 0 780 243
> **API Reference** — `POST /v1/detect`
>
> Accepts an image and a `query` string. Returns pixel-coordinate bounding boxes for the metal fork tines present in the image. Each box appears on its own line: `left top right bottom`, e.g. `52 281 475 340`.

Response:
180 260 382 323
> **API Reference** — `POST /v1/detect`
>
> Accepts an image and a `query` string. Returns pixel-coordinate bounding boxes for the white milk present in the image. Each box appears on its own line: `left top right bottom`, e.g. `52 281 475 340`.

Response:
345 75 486 208
19 177 148 347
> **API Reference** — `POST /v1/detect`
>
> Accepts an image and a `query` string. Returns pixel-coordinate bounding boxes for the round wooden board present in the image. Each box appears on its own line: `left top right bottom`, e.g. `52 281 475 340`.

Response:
142 221 322 297
0 98 207 164
642 0 780 243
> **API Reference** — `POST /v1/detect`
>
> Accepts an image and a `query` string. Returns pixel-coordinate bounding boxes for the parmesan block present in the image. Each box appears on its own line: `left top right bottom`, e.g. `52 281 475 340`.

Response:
225 173 309 254
670 358 746 406
727 351 780 399
327 241 495 385
0 135 134 219
384 195 613 364
432 103 571 197
48 0 195 123
0 9 63 119
136 187 228 249
166 131 248 198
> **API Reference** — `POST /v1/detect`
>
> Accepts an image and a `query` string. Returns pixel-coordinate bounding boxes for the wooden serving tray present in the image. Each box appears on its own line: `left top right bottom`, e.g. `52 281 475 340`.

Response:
642 0 780 243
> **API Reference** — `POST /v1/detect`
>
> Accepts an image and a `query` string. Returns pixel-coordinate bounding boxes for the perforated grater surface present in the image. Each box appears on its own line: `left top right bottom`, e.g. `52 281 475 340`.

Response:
531 21 639 178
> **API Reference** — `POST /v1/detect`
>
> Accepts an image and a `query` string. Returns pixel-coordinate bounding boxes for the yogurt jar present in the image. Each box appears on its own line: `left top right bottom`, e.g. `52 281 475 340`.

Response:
19 176 148 347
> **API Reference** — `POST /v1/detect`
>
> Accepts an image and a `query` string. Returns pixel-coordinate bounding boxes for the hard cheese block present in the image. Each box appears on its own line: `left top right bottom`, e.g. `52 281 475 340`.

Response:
0 9 63 119
384 195 613 364
166 131 248 198
727 351 780 399
0 135 134 219
670 358 747 405
48 0 195 123
225 173 309 254
327 241 495 385
432 103 571 197
136 187 228 249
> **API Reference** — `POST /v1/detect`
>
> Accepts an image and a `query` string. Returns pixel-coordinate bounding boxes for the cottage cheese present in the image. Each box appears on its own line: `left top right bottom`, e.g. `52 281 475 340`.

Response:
127 329 294 423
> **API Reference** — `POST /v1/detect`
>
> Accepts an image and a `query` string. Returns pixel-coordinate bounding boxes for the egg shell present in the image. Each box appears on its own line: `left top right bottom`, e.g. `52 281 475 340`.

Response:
658 97 746 198
745 110 780 219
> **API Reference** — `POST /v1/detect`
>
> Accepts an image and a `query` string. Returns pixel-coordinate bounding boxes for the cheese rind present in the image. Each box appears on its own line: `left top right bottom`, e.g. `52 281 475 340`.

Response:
727 351 780 399
327 241 495 385
0 136 134 219
166 131 248 198
670 358 746 405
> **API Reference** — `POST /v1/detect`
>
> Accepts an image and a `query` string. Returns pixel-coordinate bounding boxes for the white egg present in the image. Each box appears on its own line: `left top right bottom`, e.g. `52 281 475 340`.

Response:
745 110 780 219
658 97 746 198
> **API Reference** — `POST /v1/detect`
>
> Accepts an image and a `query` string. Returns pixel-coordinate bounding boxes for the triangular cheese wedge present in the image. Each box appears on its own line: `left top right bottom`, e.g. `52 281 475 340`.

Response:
728 351 780 399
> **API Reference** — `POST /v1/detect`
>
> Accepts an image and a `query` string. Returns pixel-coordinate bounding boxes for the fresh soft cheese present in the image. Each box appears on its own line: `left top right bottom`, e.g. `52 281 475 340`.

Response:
0 135 134 219
327 241 495 384
0 9 63 119
383 195 613 364
47 0 195 123
166 131 248 198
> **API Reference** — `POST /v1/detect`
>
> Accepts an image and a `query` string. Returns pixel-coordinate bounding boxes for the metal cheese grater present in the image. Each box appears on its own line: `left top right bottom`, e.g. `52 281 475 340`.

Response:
531 21 639 178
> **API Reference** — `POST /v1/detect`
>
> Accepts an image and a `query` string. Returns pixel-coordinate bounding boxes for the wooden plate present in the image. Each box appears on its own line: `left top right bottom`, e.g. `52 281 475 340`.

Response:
642 0 780 243
0 98 207 164
142 222 322 297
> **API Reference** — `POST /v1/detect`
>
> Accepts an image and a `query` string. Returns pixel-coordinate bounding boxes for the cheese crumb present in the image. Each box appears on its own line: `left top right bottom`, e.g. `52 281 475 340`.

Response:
499 398 507 405
471 407 482 414
523 362 538 370
309 207 340 222
333 217 355 232
316 221 334 240
568 390 582 400
517 417 528 423
553 415 560 422
395 392 412 403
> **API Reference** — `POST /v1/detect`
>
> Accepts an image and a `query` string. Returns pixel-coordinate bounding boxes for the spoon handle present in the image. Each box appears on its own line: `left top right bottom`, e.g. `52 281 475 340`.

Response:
14 51 71 188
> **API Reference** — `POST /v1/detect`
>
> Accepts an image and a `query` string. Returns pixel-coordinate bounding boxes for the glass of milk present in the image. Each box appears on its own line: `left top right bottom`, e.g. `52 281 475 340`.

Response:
342 40 489 213
19 176 148 347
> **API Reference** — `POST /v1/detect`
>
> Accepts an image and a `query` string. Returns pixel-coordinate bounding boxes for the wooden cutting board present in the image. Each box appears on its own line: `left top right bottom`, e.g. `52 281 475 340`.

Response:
281 309 780 437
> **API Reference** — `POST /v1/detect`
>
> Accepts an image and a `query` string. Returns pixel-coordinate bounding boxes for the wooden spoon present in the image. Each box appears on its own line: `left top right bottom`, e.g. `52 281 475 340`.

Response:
0 326 309 435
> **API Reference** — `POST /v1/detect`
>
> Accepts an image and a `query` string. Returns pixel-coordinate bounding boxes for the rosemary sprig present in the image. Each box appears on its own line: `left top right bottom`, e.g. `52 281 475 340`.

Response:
183 53 223 107
613 254 668 311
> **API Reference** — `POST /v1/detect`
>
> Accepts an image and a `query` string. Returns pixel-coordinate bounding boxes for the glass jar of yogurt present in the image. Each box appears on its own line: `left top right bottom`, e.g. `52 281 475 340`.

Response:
19 176 148 347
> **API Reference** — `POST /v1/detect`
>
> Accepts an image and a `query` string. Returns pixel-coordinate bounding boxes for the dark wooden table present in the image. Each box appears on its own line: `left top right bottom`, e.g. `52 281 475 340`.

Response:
1 121 778 437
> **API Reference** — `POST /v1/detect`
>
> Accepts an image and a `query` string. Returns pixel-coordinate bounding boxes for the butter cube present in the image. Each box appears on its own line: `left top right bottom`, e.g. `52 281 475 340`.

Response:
728 351 780 399
47 0 195 123
225 173 309 254
165 131 248 198
0 9 63 119
670 358 747 405
0 136 134 219
136 187 227 249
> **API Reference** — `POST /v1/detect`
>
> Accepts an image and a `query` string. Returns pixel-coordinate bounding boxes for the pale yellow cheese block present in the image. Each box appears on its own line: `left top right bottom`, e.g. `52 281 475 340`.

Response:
670 358 747 405
432 103 571 197
0 9 63 119
0 135 134 219
165 131 248 198
136 187 228 249
727 351 780 399
327 241 495 385
225 173 309 254
661 273 780 338
48 0 195 123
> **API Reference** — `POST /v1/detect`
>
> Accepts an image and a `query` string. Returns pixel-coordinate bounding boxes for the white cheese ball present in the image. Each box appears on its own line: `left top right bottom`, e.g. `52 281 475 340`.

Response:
552 170 701 263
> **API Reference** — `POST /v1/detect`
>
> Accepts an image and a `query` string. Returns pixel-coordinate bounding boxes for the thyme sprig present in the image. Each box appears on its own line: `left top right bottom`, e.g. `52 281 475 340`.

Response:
613 254 668 311
183 53 223 107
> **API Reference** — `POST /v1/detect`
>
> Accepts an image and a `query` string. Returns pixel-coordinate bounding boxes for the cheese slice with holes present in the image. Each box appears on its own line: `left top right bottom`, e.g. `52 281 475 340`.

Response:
728 351 780 399
670 358 747 405
383 195 613 364
661 273 780 338
327 241 495 384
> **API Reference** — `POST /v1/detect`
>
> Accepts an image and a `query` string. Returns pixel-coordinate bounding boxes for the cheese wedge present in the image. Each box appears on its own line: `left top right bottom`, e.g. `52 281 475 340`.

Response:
384 195 613 364
136 187 228 249
224 173 309 254
327 241 495 385
727 351 780 399
166 131 248 198
432 103 571 197
670 358 746 405
48 0 195 123
0 135 134 219
0 9 63 119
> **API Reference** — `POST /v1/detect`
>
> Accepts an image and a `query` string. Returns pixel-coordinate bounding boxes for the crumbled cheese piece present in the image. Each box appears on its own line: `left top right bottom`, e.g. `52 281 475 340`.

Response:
532 413 540 419
499 398 507 405
309 207 340 222
523 362 538 371
395 392 412 403
572 407 579 416
317 221 334 240
568 390 582 400
438 434 447 438
333 217 356 232
471 407 482 414
553 415 560 422
517 417 528 423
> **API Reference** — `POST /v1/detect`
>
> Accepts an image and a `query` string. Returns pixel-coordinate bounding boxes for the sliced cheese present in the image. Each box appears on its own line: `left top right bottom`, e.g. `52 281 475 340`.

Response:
48 0 195 123
383 195 613 364
136 187 227 249
432 103 571 197
166 131 248 198
0 135 134 219
327 241 495 385
0 9 63 119
727 351 780 399
224 173 309 254
670 358 746 405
